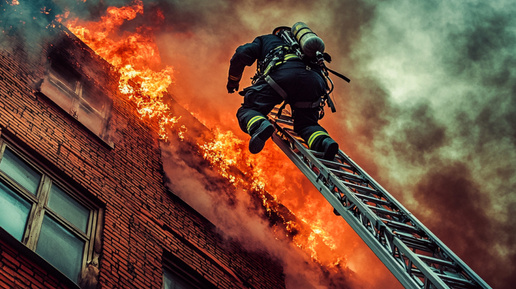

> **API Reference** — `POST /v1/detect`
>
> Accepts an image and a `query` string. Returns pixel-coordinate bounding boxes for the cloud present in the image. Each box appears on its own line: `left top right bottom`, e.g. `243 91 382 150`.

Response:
347 1 516 287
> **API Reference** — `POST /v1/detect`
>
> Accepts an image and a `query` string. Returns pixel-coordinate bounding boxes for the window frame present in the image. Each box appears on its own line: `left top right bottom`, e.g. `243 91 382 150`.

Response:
162 252 217 289
0 138 102 284
47 64 111 121
41 51 114 148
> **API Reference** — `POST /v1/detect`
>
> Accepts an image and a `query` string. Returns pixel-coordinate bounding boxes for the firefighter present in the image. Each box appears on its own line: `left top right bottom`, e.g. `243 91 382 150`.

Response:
226 25 339 160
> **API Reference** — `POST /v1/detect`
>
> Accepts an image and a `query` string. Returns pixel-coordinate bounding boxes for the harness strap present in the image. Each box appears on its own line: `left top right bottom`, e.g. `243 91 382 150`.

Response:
264 75 288 100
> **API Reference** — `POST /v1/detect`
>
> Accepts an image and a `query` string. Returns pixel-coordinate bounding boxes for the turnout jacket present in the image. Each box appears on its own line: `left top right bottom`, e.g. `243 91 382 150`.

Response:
228 34 327 97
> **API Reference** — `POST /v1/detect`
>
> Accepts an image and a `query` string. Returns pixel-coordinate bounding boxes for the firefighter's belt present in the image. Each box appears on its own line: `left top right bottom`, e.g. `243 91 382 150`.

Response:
293 100 321 109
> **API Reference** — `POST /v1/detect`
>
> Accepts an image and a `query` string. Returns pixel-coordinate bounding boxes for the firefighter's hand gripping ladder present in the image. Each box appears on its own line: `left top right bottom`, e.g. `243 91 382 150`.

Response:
268 107 491 289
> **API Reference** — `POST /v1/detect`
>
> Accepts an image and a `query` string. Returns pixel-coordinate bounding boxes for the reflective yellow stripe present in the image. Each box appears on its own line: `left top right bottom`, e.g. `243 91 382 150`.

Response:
263 65 272 76
247 116 266 133
307 131 329 148
263 47 300 74
284 54 299 61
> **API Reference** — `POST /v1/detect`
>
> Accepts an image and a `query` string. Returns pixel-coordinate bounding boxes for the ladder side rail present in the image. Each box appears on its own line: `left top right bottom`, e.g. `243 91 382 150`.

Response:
269 113 491 289
336 151 492 289
392 237 453 289
271 126 381 224
271 131 424 289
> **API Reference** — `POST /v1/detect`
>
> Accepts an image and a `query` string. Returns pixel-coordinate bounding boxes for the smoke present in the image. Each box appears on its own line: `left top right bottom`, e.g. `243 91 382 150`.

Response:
159 137 360 289
341 1 516 288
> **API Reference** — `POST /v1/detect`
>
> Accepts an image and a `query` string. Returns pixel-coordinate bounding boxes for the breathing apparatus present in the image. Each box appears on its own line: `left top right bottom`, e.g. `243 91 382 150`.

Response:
271 22 350 118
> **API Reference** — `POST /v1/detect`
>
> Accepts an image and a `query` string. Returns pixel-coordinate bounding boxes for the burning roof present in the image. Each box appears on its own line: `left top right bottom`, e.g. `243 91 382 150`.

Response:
58 1 368 287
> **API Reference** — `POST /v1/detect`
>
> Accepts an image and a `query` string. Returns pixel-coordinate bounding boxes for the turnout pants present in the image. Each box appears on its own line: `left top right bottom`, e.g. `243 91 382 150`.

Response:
236 64 334 151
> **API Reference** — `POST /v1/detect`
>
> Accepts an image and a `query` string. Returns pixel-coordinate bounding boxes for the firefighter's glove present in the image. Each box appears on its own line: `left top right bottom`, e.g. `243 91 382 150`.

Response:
226 79 239 94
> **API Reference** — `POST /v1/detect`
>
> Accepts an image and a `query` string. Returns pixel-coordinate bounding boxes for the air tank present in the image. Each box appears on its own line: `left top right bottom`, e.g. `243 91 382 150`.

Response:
291 22 325 58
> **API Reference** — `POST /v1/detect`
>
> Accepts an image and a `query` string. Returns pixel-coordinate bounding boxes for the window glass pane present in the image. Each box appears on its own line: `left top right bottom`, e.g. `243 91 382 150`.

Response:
163 268 196 289
43 75 77 113
76 103 104 136
36 214 84 283
0 181 31 241
82 83 109 114
77 83 111 137
0 148 41 195
50 60 81 93
48 185 89 233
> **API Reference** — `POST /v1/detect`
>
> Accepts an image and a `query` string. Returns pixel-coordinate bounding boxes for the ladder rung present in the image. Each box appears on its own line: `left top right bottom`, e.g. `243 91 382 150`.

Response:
416 254 457 269
412 269 476 288
380 218 420 234
357 193 391 206
329 168 365 183
341 180 377 194
367 205 401 217
438 273 477 288
271 116 293 125
395 233 435 252
275 118 293 126
319 158 354 171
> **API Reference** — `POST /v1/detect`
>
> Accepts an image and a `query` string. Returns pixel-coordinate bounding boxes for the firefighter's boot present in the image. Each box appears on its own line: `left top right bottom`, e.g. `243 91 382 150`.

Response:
321 137 339 160
249 120 275 154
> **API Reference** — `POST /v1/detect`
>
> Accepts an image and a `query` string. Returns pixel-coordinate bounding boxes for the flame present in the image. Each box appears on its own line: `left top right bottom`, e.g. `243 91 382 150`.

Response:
199 128 346 268
64 0 350 279
64 0 177 140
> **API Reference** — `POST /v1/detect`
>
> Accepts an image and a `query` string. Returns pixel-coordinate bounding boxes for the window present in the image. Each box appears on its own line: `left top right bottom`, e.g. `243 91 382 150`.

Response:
163 267 197 289
0 141 100 284
39 52 113 146
162 254 217 289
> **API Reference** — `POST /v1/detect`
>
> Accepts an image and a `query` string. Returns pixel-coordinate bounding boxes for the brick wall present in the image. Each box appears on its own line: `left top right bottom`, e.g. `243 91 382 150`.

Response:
0 230 74 289
0 22 285 289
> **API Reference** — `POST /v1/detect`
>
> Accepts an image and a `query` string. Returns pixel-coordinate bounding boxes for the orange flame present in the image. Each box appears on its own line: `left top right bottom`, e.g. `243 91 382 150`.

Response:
64 0 177 140
199 128 345 268
64 0 354 279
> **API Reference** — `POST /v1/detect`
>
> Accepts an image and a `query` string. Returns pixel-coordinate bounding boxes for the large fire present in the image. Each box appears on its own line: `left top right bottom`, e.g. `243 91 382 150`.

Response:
64 0 178 140
61 0 372 286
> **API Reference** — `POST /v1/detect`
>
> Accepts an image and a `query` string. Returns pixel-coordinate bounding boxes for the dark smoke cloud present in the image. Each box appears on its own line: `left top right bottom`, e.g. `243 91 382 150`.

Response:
337 1 516 288
0 0 62 57
415 162 494 254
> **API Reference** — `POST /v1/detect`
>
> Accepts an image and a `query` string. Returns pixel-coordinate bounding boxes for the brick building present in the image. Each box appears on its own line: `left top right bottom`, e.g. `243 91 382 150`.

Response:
0 11 285 289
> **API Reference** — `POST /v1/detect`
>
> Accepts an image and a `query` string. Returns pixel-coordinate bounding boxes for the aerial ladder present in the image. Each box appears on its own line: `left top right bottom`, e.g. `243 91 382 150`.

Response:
267 107 492 289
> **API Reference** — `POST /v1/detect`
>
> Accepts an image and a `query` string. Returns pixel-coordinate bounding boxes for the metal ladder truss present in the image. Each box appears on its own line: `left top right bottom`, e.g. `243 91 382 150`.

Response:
268 107 491 289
